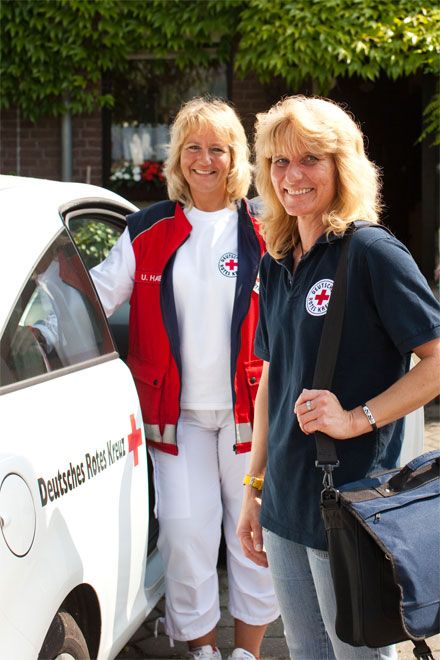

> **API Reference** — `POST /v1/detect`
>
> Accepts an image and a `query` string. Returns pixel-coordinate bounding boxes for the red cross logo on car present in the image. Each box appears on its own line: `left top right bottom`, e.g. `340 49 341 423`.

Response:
128 414 143 466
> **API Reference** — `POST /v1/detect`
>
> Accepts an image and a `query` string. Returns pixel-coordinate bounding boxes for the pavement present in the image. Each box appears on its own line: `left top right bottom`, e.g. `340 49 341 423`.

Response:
117 402 440 660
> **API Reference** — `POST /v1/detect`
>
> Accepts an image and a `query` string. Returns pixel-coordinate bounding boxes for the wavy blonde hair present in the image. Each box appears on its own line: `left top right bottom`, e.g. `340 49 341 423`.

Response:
254 96 381 258
164 97 252 208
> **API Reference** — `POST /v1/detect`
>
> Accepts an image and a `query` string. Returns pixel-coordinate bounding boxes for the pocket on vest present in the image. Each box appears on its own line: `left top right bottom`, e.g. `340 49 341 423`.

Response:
127 355 165 420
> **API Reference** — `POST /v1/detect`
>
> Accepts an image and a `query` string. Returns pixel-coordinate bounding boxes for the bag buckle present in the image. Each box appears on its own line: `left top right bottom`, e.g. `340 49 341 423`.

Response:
315 460 339 483
318 463 340 504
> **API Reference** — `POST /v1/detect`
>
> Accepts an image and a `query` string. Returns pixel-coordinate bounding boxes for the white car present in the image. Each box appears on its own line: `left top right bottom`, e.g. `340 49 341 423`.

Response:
0 176 164 660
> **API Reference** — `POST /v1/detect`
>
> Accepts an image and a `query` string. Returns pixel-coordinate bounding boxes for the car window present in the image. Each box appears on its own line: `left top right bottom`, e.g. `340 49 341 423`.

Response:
66 209 131 360
68 212 125 269
0 230 115 387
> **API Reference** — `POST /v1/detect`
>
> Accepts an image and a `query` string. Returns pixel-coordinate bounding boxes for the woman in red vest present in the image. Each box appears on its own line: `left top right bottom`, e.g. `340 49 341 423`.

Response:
91 97 279 660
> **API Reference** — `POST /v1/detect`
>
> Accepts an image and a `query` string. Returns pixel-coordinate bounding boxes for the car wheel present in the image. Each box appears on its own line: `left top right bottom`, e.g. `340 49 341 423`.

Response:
38 611 90 660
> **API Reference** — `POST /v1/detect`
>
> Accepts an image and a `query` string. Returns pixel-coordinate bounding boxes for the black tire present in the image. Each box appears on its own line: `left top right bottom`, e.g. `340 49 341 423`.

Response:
38 611 90 660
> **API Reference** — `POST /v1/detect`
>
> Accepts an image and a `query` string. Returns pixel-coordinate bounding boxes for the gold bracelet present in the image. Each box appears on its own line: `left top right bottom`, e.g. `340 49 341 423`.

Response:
243 474 264 491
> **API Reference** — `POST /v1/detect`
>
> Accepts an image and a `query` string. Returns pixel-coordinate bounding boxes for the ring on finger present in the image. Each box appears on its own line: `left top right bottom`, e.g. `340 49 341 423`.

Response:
306 400 312 412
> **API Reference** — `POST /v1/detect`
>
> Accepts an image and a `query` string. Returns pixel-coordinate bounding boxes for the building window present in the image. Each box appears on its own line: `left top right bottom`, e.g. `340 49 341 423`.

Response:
105 60 228 201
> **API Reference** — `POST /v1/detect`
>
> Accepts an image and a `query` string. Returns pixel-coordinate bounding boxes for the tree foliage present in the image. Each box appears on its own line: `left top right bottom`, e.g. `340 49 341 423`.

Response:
236 0 439 88
0 0 241 119
236 0 440 143
1 0 439 140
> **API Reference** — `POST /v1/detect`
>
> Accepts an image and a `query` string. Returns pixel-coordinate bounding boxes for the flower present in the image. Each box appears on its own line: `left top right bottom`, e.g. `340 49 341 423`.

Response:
109 160 165 190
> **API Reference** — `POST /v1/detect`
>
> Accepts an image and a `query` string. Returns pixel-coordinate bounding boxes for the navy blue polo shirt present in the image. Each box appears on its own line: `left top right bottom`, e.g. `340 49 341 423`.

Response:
255 225 440 550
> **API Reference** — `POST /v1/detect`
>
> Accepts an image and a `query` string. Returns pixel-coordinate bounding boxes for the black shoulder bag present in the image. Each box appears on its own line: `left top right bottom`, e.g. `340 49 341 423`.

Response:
313 232 439 660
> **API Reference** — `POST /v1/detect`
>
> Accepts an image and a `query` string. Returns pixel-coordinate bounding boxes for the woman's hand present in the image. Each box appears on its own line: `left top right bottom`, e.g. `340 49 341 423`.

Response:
236 490 268 567
294 388 359 440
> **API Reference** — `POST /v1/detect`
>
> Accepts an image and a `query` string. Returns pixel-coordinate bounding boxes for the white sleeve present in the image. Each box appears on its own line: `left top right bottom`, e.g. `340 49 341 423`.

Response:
90 228 135 317
33 313 58 353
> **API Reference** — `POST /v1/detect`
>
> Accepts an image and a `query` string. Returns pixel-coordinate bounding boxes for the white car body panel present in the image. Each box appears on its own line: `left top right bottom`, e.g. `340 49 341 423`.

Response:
0 176 137 331
0 176 163 659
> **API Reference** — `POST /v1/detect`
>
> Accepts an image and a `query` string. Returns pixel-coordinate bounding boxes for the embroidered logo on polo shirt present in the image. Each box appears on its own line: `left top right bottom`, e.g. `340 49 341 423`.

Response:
305 279 333 316
218 252 238 277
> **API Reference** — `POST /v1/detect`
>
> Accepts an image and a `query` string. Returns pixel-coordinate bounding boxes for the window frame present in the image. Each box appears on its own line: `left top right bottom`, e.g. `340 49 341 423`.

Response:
102 59 231 189
65 207 127 269
0 224 119 396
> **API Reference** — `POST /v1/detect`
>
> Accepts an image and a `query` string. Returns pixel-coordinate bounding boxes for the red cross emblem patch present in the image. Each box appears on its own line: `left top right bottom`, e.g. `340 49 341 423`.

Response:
305 279 333 316
128 414 143 466
218 252 238 278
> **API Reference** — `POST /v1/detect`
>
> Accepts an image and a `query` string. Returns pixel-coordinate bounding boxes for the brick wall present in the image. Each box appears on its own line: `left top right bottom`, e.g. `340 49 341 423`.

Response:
1 108 60 180
231 72 274 145
0 107 102 185
72 111 102 185
0 72 274 187
231 72 288 197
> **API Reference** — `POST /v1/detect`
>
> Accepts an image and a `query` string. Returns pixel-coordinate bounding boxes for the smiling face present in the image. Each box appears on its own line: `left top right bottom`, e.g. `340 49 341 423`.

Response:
270 150 337 229
180 127 232 211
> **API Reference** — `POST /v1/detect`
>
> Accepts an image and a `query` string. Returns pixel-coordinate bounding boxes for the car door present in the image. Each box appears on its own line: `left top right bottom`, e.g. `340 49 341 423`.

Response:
64 202 160 556
0 225 153 659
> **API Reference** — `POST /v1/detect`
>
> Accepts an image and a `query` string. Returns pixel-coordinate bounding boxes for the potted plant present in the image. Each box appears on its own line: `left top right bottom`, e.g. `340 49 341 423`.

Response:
109 160 166 201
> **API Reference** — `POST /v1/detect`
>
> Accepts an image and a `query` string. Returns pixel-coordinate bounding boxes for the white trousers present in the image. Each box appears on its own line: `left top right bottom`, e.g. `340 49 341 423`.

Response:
149 409 279 642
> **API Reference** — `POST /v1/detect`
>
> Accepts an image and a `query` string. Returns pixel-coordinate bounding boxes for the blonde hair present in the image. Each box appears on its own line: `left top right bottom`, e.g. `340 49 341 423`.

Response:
254 96 381 259
164 97 252 207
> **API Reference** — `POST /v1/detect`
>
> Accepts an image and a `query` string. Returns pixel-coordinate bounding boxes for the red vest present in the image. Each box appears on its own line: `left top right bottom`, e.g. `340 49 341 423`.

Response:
126 200 264 455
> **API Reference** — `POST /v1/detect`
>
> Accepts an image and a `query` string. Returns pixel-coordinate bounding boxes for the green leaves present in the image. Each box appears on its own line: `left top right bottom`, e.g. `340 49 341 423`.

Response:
0 0 242 120
1 0 438 140
234 0 439 140
71 219 121 269
2 1 110 119
418 88 440 145
235 0 439 90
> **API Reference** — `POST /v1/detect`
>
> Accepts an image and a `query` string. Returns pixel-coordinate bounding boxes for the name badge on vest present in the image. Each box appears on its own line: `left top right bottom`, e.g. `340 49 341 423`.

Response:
135 271 162 284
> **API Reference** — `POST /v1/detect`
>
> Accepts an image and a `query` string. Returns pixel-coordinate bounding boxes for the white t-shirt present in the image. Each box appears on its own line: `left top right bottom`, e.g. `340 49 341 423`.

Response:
173 206 238 409
91 206 239 410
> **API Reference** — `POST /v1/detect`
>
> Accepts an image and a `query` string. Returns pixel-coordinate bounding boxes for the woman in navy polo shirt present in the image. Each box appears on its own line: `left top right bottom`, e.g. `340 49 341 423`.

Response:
237 96 440 659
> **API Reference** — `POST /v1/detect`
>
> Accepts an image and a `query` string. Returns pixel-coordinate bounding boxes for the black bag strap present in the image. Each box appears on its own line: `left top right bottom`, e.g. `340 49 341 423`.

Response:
313 234 352 469
388 451 440 492
313 222 396 475
412 639 435 660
